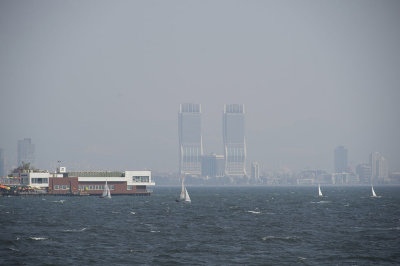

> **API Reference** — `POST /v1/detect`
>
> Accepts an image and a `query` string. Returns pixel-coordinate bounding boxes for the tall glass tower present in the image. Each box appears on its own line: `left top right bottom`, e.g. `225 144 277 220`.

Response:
0 148 5 177
223 104 247 176
334 146 348 173
178 103 203 176
369 152 388 183
18 138 35 167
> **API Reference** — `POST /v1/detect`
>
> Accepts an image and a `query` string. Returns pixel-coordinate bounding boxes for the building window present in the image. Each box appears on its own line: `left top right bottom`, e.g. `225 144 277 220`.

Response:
31 178 49 184
54 185 70 190
127 185 133 190
132 176 149 183
78 184 114 190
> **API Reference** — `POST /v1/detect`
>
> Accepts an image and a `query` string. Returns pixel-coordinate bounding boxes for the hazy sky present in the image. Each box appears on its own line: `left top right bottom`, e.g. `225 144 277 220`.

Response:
1 0 399 173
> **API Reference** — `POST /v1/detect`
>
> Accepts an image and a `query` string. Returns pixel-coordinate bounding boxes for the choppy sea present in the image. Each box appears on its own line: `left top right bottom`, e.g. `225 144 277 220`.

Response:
1 186 400 265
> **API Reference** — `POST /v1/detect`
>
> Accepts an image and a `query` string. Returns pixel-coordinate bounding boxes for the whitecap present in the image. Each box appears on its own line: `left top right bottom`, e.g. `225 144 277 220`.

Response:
247 210 261 214
29 237 48 241
150 230 160 233
63 228 87 232
262 236 299 241
374 227 400 231
310 200 331 204
130 212 136 215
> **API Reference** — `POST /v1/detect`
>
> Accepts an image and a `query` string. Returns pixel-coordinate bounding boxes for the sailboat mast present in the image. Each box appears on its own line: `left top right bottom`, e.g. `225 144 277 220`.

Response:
179 175 185 200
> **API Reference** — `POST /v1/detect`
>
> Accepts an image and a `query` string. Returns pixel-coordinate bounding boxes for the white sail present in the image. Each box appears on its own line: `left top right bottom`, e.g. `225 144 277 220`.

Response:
101 181 111 199
177 176 190 203
107 186 111 198
179 178 185 200
184 188 191 202
318 184 323 197
371 185 377 197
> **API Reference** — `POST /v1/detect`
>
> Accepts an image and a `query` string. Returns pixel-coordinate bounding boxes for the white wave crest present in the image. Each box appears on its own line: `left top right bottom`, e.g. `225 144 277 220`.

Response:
29 237 48 241
262 236 299 241
63 228 87 232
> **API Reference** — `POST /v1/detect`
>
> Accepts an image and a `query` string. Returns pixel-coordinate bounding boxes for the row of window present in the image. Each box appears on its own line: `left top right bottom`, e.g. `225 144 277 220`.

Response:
54 185 70 190
78 185 115 190
0 178 20 185
132 176 149 183
32 178 49 184
54 184 140 190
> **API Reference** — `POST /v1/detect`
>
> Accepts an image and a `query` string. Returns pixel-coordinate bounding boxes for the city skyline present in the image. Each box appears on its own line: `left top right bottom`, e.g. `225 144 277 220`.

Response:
0 132 395 181
0 1 399 173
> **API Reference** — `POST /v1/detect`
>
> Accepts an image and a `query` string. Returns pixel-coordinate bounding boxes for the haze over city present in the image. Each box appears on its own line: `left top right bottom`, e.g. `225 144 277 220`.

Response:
1 0 399 173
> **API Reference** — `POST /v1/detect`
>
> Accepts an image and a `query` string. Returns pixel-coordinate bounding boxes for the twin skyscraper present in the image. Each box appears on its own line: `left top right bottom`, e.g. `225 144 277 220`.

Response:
178 103 247 178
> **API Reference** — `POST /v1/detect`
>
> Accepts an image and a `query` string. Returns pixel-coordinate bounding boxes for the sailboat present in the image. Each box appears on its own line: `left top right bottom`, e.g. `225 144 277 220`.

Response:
100 181 111 199
318 184 323 197
371 185 377 198
176 177 191 203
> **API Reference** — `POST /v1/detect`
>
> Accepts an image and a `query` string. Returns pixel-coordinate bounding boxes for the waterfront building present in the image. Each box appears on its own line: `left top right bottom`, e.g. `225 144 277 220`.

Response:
356 163 372 184
223 104 247 176
334 146 348 173
201 153 225 178
11 168 155 195
319 173 334 184
389 172 400 184
178 103 203 176
369 152 389 183
18 138 35 167
332 172 358 184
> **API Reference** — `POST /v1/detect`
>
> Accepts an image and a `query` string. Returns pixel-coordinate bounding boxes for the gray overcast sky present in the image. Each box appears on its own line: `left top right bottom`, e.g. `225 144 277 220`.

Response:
1 0 399 173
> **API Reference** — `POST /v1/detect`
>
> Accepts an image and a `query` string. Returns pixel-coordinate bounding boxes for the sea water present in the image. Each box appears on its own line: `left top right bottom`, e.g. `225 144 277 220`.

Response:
1 186 399 265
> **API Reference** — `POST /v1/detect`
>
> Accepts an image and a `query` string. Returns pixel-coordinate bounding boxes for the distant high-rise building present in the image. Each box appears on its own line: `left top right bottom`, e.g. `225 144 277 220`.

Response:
178 104 203 176
334 146 348 173
18 138 35 167
356 163 371 184
201 153 225 178
369 152 388 183
251 162 260 181
223 104 247 176
0 148 5 177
